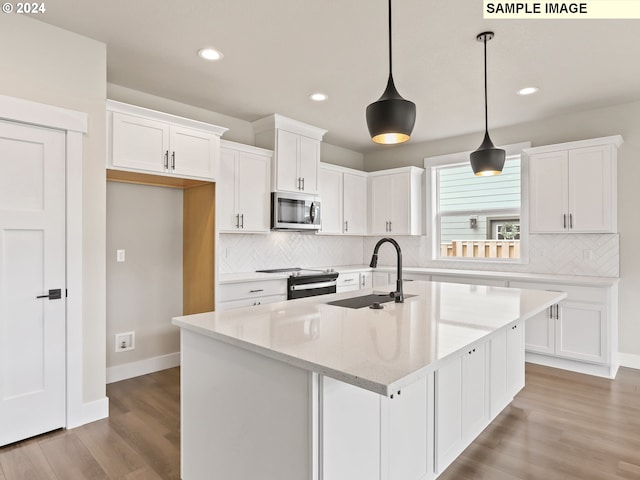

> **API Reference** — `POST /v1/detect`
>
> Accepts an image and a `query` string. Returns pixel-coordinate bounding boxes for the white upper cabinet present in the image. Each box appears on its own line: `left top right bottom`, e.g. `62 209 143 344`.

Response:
218 140 272 233
318 166 343 234
318 163 367 235
526 136 622 233
252 114 327 194
343 172 367 235
368 167 424 236
107 101 227 181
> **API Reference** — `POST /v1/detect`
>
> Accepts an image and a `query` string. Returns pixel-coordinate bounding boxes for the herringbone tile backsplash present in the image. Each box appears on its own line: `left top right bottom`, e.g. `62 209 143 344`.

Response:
218 233 364 273
220 233 619 277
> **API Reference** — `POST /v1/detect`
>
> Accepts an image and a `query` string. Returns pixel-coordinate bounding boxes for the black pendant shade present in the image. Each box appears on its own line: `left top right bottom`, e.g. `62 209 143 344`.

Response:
366 0 416 145
470 31 505 176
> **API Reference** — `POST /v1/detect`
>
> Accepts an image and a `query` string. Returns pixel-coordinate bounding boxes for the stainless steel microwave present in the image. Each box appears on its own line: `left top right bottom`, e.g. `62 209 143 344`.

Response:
271 192 321 230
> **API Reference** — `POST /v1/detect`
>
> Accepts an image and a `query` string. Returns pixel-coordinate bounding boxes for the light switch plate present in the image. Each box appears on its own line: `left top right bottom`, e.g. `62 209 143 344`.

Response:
116 249 125 262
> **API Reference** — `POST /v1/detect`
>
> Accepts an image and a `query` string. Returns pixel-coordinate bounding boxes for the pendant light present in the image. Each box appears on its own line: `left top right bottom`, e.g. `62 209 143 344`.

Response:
470 31 505 176
366 0 416 145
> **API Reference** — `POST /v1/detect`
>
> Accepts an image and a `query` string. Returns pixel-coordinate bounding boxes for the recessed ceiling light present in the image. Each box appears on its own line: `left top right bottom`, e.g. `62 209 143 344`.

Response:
309 93 328 102
517 86 539 96
197 48 223 61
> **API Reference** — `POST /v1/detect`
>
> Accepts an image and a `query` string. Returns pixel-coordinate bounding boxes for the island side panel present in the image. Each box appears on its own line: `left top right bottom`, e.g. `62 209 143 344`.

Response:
181 329 315 480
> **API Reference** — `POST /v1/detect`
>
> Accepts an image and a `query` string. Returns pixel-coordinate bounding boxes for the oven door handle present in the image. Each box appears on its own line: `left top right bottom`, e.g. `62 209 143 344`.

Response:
290 280 337 291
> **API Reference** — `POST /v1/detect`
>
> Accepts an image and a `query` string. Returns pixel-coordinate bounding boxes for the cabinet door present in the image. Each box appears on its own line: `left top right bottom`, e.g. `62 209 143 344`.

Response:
318 168 343 234
461 343 488 440
489 330 509 418
169 125 217 179
112 112 169 173
360 271 373 289
343 173 367 235
529 151 569 233
435 355 462 473
218 148 239 231
372 271 391 289
568 145 613 232
370 175 392 235
275 129 300 192
556 301 607 363
506 321 525 397
321 377 380 480
237 152 271 232
523 307 555 354
388 377 429 480
217 294 286 311
389 173 410 234
298 135 319 193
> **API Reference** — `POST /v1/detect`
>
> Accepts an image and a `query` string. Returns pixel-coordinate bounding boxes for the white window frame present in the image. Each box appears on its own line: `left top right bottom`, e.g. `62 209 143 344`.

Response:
424 142 531 264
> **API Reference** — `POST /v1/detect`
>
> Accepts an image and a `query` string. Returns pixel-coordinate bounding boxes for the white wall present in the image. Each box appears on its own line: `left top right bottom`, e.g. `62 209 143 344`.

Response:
106 182 182 369
363 100 640 358
0 16 107 403
321 143 364 170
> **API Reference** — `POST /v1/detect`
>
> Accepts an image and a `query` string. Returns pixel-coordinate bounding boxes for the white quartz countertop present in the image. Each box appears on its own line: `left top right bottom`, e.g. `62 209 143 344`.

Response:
219 265 618 286
174 281 566 396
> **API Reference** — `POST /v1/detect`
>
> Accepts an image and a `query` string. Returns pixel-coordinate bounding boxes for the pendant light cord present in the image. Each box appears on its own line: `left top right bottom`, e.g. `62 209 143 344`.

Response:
388 0 393 76
483 34 489 134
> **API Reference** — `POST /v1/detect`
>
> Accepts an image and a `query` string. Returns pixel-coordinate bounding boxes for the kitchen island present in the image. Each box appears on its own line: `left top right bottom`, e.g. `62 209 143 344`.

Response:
173 280 565 480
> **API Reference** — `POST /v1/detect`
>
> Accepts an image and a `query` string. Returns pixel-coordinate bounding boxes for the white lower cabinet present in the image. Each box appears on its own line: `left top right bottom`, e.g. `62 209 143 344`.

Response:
321 377 382 480
335 270 374 292
430 275 507 287
320 324 525 479
489 321 525 418
218 279 287 310
360 271 372 289
336 272 360 293
508 281 614 375
435 343 488 473
321 375 431 480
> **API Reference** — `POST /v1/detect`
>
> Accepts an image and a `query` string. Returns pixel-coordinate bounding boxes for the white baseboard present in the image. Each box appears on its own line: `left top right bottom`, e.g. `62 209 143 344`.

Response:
619 352 640 370
66 397 109 429
106 352 181 384
525 352 618 379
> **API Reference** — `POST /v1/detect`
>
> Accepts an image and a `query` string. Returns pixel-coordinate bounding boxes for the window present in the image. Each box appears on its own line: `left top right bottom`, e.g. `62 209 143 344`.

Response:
433 155 522 261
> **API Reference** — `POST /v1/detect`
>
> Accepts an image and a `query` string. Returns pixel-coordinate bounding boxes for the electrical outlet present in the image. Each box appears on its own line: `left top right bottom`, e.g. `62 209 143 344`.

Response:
115 331 135 352
116 249 126 262
583 249 593 261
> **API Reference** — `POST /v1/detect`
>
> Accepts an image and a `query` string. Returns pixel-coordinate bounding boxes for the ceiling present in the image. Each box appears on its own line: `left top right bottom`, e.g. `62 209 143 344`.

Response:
36 1 640 153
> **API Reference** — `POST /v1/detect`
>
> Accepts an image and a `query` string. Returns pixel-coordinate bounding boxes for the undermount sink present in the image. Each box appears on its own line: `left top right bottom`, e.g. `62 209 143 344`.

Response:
327 293 415 309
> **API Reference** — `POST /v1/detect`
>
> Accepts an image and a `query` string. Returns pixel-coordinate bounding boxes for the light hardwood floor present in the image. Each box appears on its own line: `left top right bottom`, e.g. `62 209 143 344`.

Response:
1 364 639 479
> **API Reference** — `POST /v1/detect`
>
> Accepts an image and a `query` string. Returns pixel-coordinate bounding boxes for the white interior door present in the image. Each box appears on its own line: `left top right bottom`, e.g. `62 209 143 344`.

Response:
0 119 66 446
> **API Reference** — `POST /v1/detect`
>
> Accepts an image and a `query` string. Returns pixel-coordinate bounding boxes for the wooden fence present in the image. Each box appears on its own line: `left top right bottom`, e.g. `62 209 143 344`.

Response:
440 240 520 259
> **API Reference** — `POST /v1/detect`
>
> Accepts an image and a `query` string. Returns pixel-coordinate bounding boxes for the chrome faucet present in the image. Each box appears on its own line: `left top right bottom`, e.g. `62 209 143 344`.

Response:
369 237 404 303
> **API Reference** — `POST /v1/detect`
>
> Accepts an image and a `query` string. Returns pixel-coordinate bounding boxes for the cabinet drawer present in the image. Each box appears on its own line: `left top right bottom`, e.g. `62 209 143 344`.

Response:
508 281 608 303
337 272 360 288
217 294 287 311
219 279 287 302
431 275 507 287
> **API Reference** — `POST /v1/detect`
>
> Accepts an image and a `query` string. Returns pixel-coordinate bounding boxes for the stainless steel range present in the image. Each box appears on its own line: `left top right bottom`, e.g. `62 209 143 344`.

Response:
256 268 339 300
